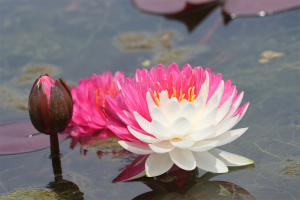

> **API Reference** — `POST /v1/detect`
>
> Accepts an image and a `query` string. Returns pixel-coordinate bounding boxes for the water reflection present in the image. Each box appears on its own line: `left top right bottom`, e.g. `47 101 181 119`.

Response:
131 165 256 200
68 131 256 199
47 155 84 200
69 129 135 160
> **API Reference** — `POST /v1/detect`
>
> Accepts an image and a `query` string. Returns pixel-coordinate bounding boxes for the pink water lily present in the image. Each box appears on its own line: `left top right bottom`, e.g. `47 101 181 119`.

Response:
105 63 253 177
69 72 124 136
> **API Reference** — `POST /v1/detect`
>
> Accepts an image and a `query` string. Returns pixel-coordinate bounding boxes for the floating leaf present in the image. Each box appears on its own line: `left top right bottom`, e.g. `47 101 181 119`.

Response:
223 0 300 17
132 0 216 14
0 121 69 155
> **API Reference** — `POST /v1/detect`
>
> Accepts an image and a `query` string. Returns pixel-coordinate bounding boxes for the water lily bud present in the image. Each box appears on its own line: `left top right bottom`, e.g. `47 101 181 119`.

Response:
28 74 73 135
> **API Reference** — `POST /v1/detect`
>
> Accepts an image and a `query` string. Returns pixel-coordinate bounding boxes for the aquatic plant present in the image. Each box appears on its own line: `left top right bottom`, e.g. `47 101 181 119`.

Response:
133 0 300 17
28 74 73 156
105 63 253 177
69 72 124 136
0 121 69 155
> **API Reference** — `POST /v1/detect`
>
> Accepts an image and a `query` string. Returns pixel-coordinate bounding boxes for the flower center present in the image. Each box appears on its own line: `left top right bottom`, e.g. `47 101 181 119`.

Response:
95 88 118 112
95 89 105 108
151 83 196 107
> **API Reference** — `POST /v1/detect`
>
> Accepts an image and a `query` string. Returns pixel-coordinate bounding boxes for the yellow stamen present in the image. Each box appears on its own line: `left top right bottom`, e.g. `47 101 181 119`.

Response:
157 82 162 92
95 89 105 110
150 85 196 106
191 87 196 102
153 91 160 106
171 87 177 98
178 94 185 102
165 90 169 98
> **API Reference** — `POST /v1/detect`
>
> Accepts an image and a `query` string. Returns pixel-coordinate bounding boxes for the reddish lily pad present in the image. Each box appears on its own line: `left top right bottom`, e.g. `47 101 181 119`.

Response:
133 0 186 14
223 0 300 17
133 0 216 14
0 121 69 155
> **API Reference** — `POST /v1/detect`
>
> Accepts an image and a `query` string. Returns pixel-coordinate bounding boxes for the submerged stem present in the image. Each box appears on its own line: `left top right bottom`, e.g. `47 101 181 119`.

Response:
52 156 63 182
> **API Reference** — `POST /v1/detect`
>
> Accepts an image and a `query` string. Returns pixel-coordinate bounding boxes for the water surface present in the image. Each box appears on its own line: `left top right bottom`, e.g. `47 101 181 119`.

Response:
0 0 299 199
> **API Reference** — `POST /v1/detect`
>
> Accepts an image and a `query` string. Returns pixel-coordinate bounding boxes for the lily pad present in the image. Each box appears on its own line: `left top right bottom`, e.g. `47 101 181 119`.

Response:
223 0 300 17
132 0 216 14
0 121 69 155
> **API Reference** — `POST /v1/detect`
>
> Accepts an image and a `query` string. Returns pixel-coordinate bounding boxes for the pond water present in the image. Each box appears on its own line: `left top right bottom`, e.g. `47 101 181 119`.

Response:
0 0 299 199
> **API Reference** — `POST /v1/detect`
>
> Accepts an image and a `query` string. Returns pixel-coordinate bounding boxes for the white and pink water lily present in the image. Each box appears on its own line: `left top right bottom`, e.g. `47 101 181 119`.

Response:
105 63 253 177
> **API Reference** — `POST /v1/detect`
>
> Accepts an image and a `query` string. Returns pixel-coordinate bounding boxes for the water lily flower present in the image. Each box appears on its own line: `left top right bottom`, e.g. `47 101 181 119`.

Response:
69 72 124 136
105 63 253 177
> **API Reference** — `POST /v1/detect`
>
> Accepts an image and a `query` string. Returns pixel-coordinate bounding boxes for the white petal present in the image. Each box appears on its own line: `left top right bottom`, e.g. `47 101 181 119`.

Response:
149 141 175 153
118 141 154 155
170 138 194 149
151 120 173 140
215 80 224 106
152 106 170 128
199 73 209 103
128 126 162 144
134 111 151 133
159 91 169 114
193 112 203 127
222 92 244 121
189 140 219 152
194 94 204 113
205 81 222 110
146 92 155 118
193 151 228 173
213 128 248 147
145 153 173 177
170 117 192 137
234 103 249 125
166 97 181 123
203 94 218 116
179 102 196 124
213 87 235 125
169 148 196 170
184 125 214 142
209 148 254 166
193 108 217 131
179 99 188 108
206 115 239 139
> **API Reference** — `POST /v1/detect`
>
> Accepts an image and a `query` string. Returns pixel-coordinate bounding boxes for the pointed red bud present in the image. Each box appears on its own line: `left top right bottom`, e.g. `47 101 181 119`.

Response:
28 74 73 135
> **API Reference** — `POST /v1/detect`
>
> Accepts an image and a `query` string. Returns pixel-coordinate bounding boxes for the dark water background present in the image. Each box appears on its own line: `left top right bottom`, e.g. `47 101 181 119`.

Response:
0 0 299 199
